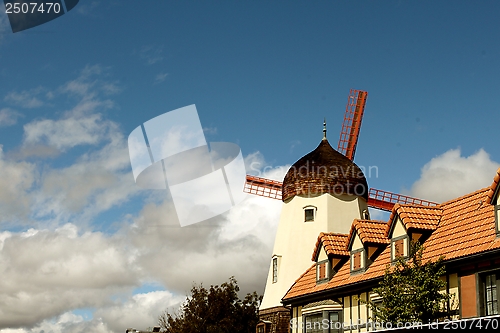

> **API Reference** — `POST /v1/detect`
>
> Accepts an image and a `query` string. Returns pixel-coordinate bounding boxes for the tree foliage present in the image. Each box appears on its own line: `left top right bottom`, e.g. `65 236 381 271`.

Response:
158 276 261 333
365 242 454 325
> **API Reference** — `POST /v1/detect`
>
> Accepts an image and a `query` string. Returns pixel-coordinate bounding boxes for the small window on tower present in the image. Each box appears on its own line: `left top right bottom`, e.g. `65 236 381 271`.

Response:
303 206 317 222
272 257 278 283
305 209 314 221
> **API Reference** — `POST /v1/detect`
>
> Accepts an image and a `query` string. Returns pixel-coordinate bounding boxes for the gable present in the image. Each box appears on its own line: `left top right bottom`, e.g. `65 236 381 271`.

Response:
351 231 363 251
390 217 406 239
317 245 328 262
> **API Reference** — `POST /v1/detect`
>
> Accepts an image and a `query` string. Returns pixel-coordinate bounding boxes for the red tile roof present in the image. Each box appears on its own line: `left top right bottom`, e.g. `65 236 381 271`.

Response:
311 233 349 261
386 204 442 237
283 186 500 303
347 219 389 247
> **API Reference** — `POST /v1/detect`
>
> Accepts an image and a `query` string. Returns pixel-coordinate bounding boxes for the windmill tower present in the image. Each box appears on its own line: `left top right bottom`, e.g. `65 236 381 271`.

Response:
249 90 437 332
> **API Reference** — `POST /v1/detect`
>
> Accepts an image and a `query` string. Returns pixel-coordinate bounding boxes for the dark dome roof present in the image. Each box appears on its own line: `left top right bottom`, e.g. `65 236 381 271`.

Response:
282 139 368 202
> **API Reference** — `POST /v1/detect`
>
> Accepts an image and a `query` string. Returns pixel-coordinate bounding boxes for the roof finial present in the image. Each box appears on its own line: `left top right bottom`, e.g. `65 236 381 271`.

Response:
322 118 327 140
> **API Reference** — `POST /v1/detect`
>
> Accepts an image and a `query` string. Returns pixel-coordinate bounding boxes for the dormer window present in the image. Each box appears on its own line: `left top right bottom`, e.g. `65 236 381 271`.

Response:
351 249 365 273
304 205 317 222
391 235 408 261
316 259 330 283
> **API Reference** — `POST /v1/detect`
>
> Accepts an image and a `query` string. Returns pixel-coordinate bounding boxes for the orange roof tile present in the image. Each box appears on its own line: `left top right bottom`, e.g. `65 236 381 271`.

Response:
347 220 389 247
311 233 349 261
283 186 500 303
386 204 442 237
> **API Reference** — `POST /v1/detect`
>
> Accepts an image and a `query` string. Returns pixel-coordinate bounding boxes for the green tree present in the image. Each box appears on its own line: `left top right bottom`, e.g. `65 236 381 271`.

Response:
158 276 261 333
366 242 454 325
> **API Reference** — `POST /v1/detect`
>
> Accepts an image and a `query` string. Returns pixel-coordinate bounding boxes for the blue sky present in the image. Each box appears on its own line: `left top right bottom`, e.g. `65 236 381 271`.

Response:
1 1 500 332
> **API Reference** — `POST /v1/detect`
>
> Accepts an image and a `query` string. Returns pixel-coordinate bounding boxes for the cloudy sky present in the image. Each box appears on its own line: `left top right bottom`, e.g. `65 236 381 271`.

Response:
1 1 500 332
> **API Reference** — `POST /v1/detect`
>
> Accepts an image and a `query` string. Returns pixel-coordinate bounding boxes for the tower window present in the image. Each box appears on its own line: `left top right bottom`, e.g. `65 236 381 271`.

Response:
304 206 317 222
305 209 314 221
272 257 278 283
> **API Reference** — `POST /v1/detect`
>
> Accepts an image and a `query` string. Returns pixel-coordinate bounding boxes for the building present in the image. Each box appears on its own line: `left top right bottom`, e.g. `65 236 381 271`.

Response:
258 131 500 332
258 130 371 333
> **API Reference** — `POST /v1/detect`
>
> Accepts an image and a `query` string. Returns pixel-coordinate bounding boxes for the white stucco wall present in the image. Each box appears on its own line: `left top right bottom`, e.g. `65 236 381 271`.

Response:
391 217 406 238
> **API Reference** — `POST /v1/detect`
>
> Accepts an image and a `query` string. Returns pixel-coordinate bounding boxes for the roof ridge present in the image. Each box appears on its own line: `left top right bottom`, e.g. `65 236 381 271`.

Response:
439 187 490 207
320 232 349 237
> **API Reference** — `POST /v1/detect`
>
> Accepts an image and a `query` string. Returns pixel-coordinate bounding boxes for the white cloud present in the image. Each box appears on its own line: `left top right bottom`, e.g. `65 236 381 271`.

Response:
4 88 45 108
0 290 183 333
96 290 184 333
0 108 22 127
0 312 114 333
0 224 140 329
21 65 116 152
1 67 139 224
127 157 285 296
31 131 141 223
0 146 37 223
154 72 168 84
409 148 499 203
23 112 111 150
244 150 290 181
0 66 285 332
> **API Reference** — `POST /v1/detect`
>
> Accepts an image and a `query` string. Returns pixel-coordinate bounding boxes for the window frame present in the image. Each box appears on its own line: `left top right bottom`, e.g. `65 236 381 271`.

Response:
303 311 342 333
303 205 317 222
391 235 408 262
350 248 365 274
272 257 278 283
482 271 499 316
316 259 330 284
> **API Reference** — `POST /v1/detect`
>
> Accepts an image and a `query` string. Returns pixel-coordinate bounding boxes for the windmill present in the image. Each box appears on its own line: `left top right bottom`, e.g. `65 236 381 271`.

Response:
244 89 437 211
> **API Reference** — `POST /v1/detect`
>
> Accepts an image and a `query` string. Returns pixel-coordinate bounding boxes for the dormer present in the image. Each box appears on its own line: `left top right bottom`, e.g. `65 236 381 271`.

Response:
347 220 389 274
486 167 500 235
312 233 349 284
386 204 441 261
387 214 409 261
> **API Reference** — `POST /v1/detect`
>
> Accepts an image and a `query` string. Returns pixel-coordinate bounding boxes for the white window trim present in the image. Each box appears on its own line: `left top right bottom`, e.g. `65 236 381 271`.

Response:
272 255 281 283
303 205 317 222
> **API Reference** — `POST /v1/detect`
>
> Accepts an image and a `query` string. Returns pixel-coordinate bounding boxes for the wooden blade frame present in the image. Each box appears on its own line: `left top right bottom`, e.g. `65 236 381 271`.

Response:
244 175 437 212
244 175 282 200
367 188 438 211
337 89 368 160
